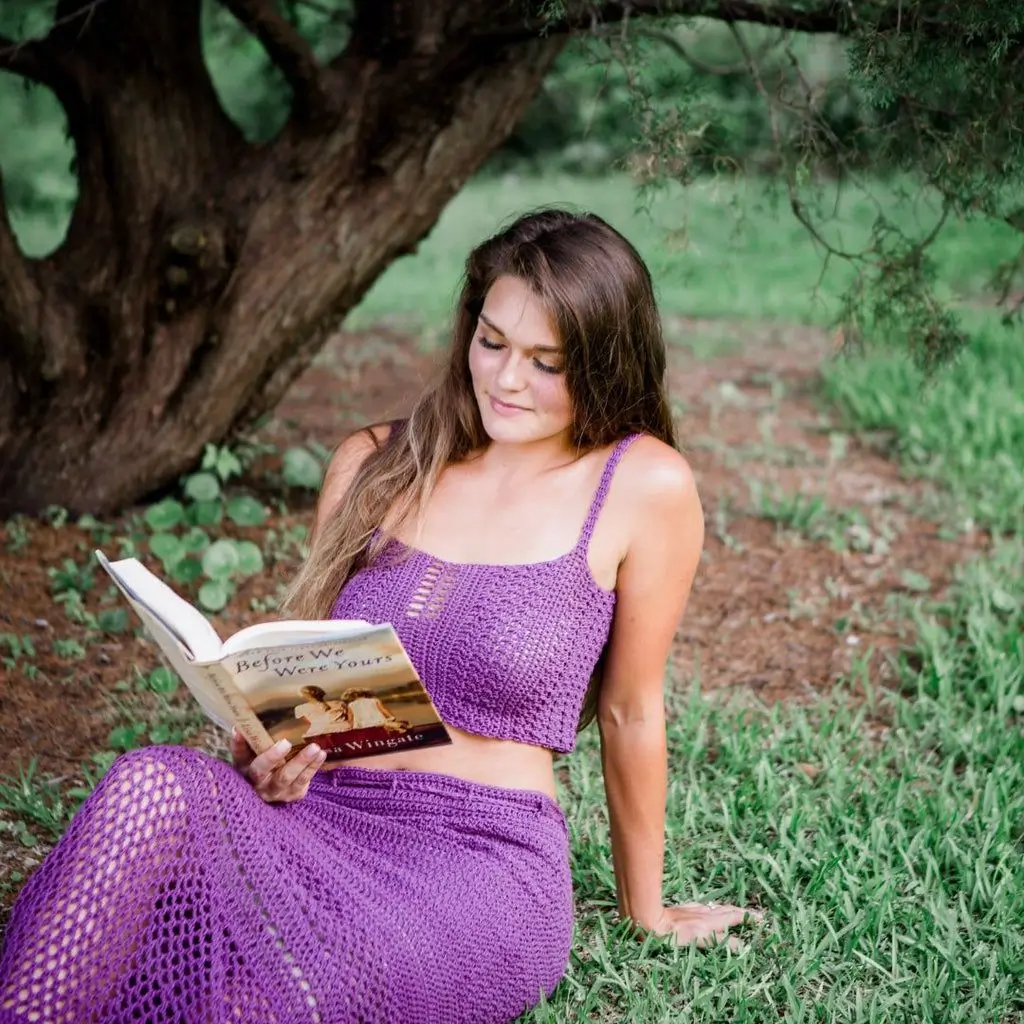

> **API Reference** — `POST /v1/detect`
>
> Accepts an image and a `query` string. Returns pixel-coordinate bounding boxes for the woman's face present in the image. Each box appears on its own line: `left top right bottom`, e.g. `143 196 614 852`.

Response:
468 275 572 446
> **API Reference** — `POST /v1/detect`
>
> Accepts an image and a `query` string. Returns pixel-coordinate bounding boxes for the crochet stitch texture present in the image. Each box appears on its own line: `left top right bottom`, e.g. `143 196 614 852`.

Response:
0 753 571 1023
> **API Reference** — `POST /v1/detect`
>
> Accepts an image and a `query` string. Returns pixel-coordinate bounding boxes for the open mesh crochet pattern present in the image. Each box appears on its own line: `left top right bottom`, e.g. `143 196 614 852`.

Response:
0 746 572 1023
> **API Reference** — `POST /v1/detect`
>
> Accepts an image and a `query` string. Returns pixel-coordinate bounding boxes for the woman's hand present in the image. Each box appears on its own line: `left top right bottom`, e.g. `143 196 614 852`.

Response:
229 728 327 804
646 902 764 950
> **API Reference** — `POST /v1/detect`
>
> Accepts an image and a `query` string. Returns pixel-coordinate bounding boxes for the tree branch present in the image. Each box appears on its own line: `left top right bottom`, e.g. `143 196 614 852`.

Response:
347 0 449 58
0 34 54 85
519 1 861 39
218 0 337 120
608 23 778 74
728 19 862 267
506 1 1016 49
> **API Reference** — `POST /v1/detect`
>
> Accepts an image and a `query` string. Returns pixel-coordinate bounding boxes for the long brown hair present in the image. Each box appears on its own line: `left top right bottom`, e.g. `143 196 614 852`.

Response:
285 209 676 722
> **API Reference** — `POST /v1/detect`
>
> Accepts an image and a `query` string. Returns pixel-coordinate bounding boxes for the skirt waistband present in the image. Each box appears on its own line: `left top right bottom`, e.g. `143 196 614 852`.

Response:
314 764 564 820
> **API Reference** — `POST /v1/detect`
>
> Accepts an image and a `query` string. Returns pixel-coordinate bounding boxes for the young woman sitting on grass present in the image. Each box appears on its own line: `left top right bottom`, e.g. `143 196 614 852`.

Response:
0 209 760 1024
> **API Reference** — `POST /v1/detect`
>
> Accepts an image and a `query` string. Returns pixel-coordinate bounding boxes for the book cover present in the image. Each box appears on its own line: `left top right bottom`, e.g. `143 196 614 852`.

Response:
222 627 452 762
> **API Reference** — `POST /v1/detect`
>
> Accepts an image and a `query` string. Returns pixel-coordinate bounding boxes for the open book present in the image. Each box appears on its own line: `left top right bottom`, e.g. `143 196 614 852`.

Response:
95 551 451 763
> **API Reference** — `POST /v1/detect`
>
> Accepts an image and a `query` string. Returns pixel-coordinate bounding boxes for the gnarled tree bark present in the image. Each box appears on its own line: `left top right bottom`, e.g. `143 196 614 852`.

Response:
0 0 564 514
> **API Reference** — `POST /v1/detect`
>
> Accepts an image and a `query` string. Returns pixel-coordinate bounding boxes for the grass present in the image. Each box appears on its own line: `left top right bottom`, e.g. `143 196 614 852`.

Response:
348 172 1021 329
527 540 1024 1022
822 315 1024 535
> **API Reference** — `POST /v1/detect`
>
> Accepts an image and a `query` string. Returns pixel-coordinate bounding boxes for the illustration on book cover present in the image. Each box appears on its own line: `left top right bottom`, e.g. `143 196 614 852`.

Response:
233 640 449 759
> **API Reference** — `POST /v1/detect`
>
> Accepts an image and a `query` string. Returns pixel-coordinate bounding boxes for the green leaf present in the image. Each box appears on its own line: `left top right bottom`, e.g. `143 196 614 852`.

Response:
215 448 243 482
991 587 1017 613
144 498 185 531
147 666 179 695
184 471 221 503
204 444 243 482
97 608 130 635
180 526 211 554
202 539 240 579
107 724 146 751
900 570 931 593
189 500 223 527
170 557 204 585
149 723 182 744
198 579 231 611
227 495 267 527
282 446 323 490
235 540 265 576
150 531 184 565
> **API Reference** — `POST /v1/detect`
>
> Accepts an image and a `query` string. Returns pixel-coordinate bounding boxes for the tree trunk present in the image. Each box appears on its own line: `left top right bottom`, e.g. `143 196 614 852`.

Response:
0 0 563 516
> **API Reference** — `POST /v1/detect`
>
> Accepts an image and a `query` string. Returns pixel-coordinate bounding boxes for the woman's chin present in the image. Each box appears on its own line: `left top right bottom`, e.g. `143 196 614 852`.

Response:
480 415 539 443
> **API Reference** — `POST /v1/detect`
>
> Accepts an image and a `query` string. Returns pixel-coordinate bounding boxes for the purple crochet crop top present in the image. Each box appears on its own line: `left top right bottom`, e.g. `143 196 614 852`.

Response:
329 433 641 753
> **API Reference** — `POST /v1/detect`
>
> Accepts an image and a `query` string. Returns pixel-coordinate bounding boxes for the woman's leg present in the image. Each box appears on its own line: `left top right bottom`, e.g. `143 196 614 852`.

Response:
0 745 228 1023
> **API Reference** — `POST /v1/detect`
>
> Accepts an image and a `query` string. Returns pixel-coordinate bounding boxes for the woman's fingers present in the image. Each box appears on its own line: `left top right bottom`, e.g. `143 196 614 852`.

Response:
276 743 327 792
243 739 326 803
666 902 763 949
245 739 292 789
229 727 256 769
687 902 763 928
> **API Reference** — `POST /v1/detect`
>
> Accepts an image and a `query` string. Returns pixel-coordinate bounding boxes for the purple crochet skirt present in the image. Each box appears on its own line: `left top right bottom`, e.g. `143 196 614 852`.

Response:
0 746 573 1023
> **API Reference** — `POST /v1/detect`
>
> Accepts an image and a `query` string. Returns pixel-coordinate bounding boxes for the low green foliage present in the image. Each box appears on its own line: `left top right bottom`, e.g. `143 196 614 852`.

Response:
747 483 883 553
0 633 37 680
135 441 320 611
3 517 31 553
822 318 1024 534
0 760 81 844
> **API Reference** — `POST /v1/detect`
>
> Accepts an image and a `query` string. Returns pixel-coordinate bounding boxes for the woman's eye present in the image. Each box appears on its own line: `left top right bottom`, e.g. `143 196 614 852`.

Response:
477 335 503 351
532 358 563 375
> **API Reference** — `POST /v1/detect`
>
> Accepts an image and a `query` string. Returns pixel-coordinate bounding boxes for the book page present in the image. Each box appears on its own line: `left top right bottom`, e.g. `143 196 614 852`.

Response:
221 619 372 657
123 596 236 730
96 552 224 662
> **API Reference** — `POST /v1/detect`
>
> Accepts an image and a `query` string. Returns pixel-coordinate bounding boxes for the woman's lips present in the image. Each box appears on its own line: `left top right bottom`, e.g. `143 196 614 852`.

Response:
489 395 528 416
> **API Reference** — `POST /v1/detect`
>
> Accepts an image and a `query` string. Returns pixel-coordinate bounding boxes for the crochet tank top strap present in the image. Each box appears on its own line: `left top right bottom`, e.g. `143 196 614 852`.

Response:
578 433 643 547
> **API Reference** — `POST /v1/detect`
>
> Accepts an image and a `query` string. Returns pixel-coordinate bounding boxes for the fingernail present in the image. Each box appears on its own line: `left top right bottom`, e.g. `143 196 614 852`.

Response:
274 739 292 754
306 744 322 758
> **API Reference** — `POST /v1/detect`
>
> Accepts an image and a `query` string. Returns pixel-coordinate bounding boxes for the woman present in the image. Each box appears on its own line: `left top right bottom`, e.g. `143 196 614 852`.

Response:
0 209 759 1024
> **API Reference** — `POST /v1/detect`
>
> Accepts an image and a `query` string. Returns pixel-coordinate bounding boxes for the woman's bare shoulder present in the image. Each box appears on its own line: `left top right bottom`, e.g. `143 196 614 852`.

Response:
616 434 698 504
328 421 395 471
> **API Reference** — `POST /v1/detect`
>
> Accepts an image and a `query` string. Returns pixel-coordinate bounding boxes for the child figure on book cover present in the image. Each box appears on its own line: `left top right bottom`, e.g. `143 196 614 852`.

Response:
0 209 761 1024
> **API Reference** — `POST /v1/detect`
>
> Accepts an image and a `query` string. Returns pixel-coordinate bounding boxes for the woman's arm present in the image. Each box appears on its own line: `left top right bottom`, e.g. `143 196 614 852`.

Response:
597 438 758 944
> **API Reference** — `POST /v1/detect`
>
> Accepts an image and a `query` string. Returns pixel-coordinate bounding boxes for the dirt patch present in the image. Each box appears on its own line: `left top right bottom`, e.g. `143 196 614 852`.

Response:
0 319 985 914
661 321 985 702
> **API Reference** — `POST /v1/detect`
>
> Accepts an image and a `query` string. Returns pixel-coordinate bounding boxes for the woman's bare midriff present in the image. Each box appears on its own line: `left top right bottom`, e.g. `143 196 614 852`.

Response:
321 723 558 801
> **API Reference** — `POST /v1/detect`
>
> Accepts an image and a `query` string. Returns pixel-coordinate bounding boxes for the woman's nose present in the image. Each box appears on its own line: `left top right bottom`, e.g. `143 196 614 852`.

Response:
496 351 527 390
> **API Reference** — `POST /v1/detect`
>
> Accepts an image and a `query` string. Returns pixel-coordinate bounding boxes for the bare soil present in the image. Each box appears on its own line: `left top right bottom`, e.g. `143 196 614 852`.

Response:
0 319 985 913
